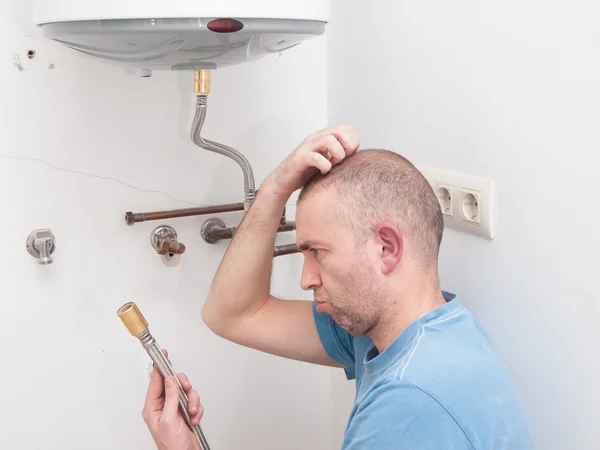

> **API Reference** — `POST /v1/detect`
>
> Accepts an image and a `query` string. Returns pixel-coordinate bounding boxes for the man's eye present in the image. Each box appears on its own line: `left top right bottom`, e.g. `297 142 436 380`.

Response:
310 249 321 256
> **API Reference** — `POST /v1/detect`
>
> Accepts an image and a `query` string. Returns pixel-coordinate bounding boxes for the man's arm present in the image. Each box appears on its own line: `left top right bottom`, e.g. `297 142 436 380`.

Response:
202 183 336 366
201 126 359 367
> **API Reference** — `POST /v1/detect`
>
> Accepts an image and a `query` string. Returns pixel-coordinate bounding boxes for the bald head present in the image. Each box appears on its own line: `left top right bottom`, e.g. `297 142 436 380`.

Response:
297 149 444 268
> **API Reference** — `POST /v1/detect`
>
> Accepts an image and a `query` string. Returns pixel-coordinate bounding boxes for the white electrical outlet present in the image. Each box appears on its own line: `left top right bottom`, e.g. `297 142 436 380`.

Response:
435 184 453 216
420 168 495 239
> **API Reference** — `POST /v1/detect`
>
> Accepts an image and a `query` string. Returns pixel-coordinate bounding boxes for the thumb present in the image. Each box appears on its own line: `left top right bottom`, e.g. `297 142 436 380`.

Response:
162 376 181 420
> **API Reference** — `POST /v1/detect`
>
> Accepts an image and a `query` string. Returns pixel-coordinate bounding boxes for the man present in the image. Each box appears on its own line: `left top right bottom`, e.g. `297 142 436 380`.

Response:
145 126 532 449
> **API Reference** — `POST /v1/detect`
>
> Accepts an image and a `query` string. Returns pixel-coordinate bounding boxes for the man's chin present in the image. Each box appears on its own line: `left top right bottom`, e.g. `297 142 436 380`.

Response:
315 303 327 313
334 315 370 337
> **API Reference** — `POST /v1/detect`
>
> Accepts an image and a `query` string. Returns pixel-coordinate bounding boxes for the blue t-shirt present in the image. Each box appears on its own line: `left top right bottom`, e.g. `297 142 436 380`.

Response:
313 291 533 449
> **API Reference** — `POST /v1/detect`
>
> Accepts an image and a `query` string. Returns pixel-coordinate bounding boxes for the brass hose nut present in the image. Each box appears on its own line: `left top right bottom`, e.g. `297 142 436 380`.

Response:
194 70 211 94
117 302 148 336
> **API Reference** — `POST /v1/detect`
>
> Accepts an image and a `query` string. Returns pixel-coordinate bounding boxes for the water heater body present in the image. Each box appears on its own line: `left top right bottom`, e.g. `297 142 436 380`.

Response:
30 0 329 70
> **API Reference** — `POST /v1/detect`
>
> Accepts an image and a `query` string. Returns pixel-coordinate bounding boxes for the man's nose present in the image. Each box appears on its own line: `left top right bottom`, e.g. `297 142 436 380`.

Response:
300 257 322 291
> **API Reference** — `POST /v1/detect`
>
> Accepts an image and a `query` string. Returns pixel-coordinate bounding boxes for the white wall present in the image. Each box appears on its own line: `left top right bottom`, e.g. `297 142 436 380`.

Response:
0 1 334 449
6 1 595 448
328 1 599 449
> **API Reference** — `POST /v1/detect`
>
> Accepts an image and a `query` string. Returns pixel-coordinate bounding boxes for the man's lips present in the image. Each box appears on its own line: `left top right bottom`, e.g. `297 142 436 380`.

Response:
314 299 328 312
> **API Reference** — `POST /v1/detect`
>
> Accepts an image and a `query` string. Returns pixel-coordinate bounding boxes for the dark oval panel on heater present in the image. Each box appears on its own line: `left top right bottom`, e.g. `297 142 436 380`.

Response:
207 18 244 33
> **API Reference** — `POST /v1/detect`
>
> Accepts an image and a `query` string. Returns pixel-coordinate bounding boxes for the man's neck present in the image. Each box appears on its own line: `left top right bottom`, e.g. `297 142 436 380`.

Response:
367 278 447 353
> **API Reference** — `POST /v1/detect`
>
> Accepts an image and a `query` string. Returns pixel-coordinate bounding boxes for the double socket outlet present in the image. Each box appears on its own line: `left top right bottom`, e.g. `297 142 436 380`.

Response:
419 168 495 240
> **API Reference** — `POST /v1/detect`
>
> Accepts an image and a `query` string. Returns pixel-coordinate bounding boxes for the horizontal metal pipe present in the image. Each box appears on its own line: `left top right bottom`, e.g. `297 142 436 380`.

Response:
125 202 245 226
208 221 296 242
274 244 300 257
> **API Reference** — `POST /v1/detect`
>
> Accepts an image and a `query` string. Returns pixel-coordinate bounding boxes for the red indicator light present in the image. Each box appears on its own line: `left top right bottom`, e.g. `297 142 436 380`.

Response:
207 18 244 33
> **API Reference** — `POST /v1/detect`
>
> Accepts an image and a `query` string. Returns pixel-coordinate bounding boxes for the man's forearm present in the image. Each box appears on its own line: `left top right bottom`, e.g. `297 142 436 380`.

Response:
201 181 289 332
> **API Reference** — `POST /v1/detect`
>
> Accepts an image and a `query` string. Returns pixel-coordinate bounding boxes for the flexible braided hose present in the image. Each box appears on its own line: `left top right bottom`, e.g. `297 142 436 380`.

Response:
117 302 211 450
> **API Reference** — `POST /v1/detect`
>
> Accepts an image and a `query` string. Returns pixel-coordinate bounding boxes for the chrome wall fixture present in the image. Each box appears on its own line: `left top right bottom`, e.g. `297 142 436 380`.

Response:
26 228 56 265
150 225 186 259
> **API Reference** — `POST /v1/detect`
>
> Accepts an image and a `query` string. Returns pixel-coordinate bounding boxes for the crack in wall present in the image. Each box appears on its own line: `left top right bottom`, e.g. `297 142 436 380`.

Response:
0 154 202 206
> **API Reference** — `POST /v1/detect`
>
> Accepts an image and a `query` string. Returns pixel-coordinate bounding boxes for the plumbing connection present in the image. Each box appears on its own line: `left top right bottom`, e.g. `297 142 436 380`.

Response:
124 69 255 225
122 69 299 256
191 69 256 205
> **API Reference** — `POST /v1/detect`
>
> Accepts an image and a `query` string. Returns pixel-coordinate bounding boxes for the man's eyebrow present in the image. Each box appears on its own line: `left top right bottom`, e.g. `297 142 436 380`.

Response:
298 242 311 251
298 241 322 251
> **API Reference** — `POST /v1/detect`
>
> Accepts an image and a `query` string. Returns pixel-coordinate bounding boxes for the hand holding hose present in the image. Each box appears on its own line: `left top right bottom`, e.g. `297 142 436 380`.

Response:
143 349 204 450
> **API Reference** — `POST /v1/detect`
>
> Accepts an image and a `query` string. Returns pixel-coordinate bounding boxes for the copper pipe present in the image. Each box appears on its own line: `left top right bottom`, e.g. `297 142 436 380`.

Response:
125 202 245 226
274 244 300 257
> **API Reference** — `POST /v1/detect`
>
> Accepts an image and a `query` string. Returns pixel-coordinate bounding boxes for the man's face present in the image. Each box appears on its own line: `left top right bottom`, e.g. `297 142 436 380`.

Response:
295 189 385 336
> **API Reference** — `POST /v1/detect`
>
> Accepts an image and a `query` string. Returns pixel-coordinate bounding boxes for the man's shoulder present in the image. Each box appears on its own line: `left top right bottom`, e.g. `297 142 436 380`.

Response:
395 303 501 379
370 299 533 449
387 299 521 412
371 295 496 382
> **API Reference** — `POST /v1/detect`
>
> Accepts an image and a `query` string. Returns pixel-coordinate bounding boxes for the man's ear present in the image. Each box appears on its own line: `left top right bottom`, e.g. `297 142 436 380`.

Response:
374 222 403 276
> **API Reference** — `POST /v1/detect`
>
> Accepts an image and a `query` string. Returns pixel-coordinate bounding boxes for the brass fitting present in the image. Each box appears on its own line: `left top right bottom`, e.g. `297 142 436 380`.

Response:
117 302 148 337
194 70 211 94
155 238 186 255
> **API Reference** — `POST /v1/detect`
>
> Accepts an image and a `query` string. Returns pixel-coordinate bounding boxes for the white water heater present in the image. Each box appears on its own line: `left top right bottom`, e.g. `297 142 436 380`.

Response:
30 0 329 71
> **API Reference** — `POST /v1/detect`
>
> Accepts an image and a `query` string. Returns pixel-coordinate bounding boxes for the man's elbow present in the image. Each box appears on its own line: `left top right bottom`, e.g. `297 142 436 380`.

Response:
201 302 224 337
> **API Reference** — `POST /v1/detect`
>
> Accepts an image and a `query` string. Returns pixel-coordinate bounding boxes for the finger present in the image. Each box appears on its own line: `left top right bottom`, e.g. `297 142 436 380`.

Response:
176 372 192 393
305 125 347 142
187 388 202 425
335 126 360 156
300 134 344 168
146 362 165 408
307 125 360 155
311 135 346 164
304 151 333 174
162 375 181 420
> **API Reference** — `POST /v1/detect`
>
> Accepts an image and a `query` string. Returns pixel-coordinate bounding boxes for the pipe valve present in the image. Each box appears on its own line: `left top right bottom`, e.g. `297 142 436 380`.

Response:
26 228 56 265
150 225 185 257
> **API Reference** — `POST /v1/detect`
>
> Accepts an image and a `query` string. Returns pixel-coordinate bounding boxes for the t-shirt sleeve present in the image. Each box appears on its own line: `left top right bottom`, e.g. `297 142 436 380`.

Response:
344 381 474 449
312 302 356 380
